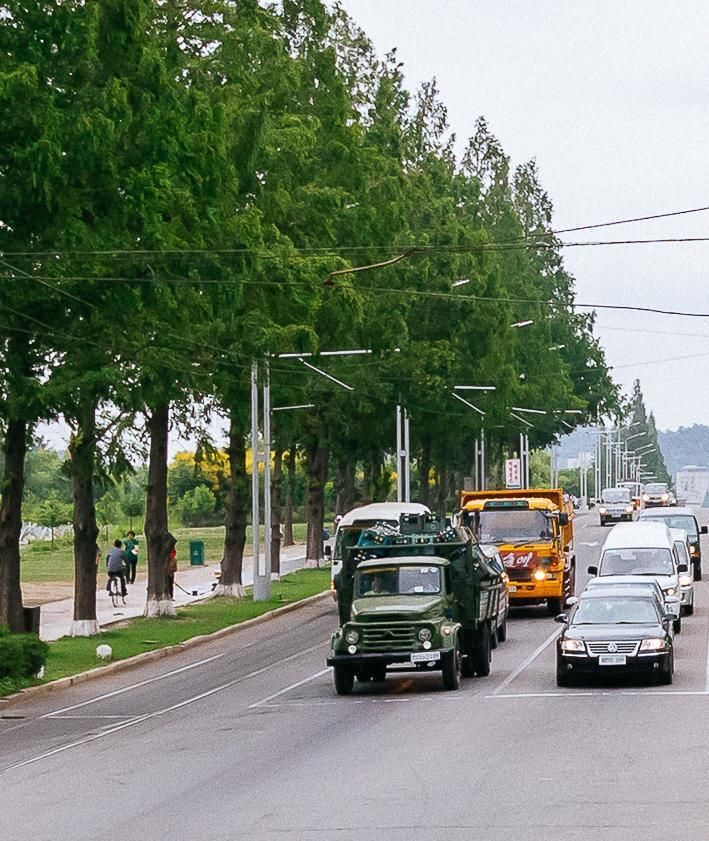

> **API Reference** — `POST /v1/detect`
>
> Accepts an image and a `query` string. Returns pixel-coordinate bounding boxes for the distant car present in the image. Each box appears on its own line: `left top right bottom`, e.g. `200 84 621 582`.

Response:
597 487 634 526
669 528 695 616
555 588 674 686
639 506 707 581
643 482 673 508
480 544 510 646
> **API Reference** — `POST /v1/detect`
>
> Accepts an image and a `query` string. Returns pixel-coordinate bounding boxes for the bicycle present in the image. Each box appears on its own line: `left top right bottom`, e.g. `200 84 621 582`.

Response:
108 574 126 608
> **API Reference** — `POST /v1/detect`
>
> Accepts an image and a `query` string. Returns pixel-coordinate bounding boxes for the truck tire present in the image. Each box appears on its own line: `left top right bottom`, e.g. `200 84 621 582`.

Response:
471 624 492 677
694 561 702 582
547 598 564 617
441 644 462 691
333 664 354 695
497 612 508 643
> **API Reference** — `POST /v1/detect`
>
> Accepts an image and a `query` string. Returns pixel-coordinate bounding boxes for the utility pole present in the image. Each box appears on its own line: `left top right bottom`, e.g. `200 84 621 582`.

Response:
251 359 272 602
396 405 411 503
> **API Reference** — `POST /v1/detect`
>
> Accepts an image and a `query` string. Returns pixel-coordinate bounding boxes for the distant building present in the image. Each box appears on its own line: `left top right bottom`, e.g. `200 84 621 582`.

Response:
675 465 709 507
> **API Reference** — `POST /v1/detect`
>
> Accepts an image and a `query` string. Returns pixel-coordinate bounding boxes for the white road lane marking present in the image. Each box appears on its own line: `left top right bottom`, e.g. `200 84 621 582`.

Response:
42 652 226 718
704 615 709 694
491 627 561 695
487 690 709 698
580 541 599 547
1 642 325 775
248 668 330 709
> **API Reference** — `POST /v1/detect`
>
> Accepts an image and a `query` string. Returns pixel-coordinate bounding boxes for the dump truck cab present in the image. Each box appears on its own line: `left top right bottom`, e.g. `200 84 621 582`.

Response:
460 489 575 616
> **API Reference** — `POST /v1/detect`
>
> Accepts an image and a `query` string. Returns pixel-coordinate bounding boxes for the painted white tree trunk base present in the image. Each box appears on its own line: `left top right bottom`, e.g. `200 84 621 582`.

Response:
214 583 245 598
69 619 101 637
144 598 177 618
304 558 321 569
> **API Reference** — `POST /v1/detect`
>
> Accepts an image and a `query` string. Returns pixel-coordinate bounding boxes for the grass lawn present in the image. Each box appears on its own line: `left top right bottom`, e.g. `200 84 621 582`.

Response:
2 567 330 697
20 522 308 584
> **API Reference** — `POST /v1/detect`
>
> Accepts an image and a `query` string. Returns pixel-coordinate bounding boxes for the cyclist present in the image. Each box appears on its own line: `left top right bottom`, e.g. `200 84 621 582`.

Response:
106 539 128 598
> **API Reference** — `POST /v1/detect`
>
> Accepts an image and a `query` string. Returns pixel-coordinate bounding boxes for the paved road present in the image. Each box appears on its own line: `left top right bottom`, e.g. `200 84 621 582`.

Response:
3 512 709 841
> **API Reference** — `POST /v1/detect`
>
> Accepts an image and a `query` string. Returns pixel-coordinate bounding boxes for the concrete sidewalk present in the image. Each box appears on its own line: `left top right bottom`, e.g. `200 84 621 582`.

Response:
39 543 311 641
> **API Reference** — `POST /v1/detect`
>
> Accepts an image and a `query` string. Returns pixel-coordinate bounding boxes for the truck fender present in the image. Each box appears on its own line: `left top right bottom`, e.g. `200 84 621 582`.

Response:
442 622 463 651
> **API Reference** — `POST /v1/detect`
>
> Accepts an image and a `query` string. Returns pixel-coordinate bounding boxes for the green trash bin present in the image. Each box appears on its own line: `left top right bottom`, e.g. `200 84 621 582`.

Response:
189 540 205 566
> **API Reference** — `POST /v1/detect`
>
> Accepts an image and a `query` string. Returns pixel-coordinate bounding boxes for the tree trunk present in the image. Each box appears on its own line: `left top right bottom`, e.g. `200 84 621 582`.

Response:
217 411 247 597
419 436 432 507
0 418 27 633
362 459 373 502
144 402 176 616
335 455 356 516
306 441 328 565
69 399 101 636
282 443 296 547
270 447 283 577
435 463 448 518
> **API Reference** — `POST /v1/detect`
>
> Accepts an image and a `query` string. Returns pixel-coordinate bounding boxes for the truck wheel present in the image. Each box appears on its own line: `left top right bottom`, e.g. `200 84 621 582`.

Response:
333 664 354 695
471 624 492 677
497 612 508 643
441 644 462 691
491 623 499 650
547 598 563 617
694 562 702 582
673 616 682 635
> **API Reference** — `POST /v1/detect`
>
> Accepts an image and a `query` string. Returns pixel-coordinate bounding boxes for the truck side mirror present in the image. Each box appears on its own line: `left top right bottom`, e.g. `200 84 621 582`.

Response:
558 513 569 526
324 545 332 558
587 565 598 576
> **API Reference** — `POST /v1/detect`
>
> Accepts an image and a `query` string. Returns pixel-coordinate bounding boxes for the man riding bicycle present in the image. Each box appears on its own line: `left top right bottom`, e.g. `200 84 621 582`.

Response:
106 539 128 598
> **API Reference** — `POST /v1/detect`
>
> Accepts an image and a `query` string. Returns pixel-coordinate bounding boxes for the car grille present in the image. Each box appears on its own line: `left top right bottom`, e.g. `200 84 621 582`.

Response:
586 640 640 656
360 626 417 651
507 568 535 582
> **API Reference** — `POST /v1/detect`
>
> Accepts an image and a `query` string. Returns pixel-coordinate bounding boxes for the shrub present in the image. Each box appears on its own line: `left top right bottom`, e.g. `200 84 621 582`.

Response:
0 626 49 679
179 485 217 527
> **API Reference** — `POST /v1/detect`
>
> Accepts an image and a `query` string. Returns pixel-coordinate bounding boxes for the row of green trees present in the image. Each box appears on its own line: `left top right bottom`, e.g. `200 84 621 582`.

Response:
0 1 618 633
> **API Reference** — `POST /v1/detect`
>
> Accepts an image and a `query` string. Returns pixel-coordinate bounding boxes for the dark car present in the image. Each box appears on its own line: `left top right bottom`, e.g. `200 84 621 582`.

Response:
639 506 708 581
555 587 674 687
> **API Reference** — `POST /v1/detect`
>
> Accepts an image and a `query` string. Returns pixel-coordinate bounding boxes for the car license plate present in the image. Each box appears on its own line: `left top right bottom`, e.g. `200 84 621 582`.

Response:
598 654 626 666
410 651 441 663
508 585 517 593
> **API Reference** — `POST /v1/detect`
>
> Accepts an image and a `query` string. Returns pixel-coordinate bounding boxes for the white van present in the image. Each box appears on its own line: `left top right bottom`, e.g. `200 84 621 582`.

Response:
330 502 431 593
588 521 686 633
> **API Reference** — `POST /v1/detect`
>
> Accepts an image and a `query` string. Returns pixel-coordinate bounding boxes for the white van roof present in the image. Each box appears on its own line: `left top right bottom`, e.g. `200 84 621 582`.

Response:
601 521 674 551
337 502 431 529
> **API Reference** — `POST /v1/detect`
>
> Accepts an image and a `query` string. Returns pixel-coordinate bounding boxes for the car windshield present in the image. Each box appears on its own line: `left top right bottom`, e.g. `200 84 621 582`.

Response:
643 515 697 539
478 510 552 543
674 541 690 565
354 566 442 597
600 548 675 576
602 489 631 503
645 484 668 494
572 597 660 625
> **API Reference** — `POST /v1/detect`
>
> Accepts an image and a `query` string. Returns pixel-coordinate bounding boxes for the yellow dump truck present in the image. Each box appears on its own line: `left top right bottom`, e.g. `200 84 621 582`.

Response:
460 489 575 615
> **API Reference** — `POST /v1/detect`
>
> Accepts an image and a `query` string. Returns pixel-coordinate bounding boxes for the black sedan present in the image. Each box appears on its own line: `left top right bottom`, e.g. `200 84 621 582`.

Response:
555 587 674 686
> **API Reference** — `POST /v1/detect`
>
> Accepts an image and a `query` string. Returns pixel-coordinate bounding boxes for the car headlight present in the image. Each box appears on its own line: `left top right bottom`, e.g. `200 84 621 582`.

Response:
561 639 585 653
679 574 692 587
598 507 607 514
663 587 676 597
418 627 432 642
639 638 668 652
643 495 650 501
533 569 547 581
345 629 359 645
661 494 669 501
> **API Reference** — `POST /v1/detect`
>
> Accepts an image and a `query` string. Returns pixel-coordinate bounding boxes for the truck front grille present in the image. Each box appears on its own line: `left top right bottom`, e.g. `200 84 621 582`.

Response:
586 640 640 656
360 626 417 651
507 568 535 582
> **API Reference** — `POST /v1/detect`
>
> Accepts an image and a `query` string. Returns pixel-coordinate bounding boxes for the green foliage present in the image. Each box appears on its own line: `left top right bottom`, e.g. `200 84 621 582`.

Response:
179 485 217 527
32 497 73 529
0 626 49 679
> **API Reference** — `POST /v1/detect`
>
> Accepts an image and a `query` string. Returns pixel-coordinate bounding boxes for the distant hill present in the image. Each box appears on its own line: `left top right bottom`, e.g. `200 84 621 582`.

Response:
657 425 709 478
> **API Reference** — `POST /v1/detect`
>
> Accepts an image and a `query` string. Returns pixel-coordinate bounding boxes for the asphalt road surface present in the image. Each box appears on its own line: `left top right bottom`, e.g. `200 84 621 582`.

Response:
4 511 709 841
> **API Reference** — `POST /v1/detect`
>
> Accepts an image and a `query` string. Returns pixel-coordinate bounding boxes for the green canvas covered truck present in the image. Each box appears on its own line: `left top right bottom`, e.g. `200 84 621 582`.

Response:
327 515 506 695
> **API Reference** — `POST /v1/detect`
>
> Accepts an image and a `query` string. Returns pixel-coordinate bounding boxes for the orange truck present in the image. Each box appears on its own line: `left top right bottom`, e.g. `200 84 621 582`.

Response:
459 488 575 615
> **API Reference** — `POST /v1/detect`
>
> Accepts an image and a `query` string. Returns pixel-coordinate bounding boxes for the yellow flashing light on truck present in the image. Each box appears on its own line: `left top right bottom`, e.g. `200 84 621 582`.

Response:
459 488 575 616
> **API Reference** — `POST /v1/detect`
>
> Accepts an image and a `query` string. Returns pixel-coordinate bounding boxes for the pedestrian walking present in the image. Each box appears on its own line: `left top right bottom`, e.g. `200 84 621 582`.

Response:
167 545 177 599
123 530 139 584
106 539 128 597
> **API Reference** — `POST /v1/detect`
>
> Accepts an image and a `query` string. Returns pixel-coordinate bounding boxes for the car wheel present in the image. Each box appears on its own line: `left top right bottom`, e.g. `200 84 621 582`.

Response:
658 654 673 685
442 643 462 691
694 562 702 582
673 616 682 635
333 663 355 695
556 657 572 687
686 601 695 617
497 612 508 643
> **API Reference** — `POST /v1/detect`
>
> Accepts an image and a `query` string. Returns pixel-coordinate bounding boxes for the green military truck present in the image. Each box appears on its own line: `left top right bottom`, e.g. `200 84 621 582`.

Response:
327 515 506 695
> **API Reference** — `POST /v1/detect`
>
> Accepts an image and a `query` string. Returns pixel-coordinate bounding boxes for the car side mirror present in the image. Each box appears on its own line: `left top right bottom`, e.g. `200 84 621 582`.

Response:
587 565 598 576
677 563 688 573
565 596 578 608
554 613 568 624
702 526 708 535
558 513 569 526
324 545 332 558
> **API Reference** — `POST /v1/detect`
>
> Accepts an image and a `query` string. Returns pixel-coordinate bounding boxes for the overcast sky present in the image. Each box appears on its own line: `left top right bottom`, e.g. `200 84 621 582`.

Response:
339 0 709 431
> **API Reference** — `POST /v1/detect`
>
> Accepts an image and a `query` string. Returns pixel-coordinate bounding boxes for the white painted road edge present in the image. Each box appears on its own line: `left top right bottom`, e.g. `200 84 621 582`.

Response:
491 627 561 695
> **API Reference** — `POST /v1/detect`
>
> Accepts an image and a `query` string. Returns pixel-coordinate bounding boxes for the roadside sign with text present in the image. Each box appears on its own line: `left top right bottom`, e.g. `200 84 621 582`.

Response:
505 458 522 489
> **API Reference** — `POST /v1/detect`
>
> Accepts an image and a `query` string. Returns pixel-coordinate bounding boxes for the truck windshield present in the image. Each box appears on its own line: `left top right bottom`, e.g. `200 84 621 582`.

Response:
478 510 552 544
355 566 441 597
602 489 630 503
599 548 674 576
572 597 659 625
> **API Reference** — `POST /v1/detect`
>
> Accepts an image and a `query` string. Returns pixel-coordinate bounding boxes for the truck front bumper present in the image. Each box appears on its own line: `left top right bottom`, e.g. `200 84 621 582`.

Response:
327 648 455 670
507 580 564 601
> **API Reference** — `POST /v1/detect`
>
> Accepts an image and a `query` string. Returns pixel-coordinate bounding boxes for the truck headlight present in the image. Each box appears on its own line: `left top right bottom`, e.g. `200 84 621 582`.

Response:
561 639 585 653
533 569 547 581
418 628 432 642
345 629 359 645
663 588 676 597
640 638 668 652
598 507 607 514
679 574 692 587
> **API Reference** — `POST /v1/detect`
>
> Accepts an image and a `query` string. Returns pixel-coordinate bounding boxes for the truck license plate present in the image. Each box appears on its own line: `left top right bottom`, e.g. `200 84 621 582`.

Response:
598 654 626 666
410 651 441 663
